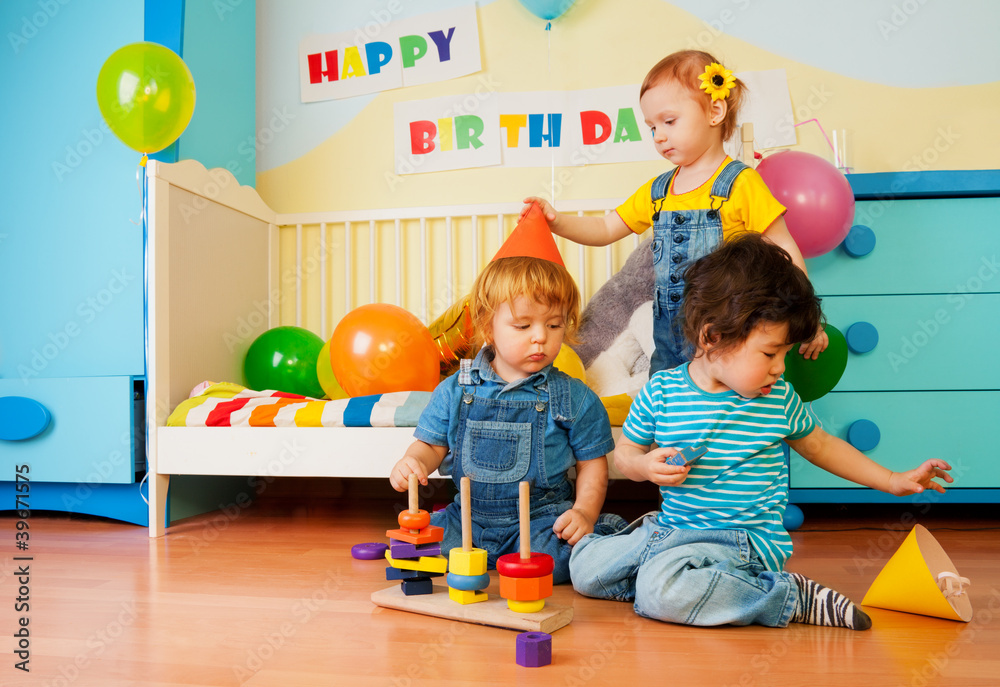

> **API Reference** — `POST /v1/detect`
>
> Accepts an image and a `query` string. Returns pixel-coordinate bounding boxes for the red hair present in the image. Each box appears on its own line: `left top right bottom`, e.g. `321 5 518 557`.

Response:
641 50 746 143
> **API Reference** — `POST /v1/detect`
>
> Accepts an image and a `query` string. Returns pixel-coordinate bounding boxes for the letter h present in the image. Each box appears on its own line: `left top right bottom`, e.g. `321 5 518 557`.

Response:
307 50 339 84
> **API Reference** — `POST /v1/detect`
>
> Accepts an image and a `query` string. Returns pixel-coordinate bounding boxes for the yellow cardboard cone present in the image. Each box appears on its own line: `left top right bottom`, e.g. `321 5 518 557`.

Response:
862 524 972 622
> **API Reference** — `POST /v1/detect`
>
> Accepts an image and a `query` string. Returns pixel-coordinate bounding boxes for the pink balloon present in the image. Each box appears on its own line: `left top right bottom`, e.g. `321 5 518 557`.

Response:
756 151 855 258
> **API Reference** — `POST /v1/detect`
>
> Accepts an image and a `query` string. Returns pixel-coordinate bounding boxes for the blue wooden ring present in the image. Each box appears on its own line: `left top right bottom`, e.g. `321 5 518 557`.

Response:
446 572 490 591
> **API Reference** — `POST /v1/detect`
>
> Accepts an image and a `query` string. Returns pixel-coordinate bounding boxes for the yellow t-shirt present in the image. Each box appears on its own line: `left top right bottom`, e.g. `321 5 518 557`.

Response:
616 159 785 238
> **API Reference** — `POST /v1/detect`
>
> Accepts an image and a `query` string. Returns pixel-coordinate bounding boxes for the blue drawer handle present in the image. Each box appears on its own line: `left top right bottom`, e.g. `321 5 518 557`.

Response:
0 396 52 441
843 225 876 257
846 321 879 354
848 419 881 452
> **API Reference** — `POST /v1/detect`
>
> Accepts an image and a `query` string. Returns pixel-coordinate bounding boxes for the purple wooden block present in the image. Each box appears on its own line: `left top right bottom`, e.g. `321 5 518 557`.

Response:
389 539 442 559
516 631 552 667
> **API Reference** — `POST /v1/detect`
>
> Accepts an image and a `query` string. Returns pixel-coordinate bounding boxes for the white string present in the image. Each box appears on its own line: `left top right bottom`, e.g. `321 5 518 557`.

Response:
937 571 971 599
548 22 555 206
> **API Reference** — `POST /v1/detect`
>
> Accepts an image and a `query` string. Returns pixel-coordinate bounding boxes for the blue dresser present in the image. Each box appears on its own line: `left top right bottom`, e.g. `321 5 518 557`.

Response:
0 0 255 525
790 170 1000 504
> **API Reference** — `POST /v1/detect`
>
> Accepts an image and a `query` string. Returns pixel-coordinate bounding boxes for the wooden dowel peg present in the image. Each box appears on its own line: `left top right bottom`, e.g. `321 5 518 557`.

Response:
408 473 419 513
399 473 428 534
461 476 472 552
519 481 530 560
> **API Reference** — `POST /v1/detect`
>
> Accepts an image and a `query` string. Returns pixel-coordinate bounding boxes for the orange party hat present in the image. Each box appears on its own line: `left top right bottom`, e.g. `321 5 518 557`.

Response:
491 203 565 267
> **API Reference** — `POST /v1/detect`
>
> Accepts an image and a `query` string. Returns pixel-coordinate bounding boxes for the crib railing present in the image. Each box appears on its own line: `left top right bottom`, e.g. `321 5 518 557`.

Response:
274 200 640 340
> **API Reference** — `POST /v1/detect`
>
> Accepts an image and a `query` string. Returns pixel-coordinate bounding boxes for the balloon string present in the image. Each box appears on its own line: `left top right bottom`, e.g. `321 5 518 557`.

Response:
140 157 151 489
794 119 836 154
547 19 555 206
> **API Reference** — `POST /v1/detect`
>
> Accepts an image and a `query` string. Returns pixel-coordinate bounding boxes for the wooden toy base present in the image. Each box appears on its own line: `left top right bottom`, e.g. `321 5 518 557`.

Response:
371 584 573 633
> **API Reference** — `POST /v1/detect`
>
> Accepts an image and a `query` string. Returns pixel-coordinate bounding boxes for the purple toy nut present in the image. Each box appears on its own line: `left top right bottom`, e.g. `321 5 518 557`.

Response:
515 631 552 668
389 538 442 559
351 542 389 560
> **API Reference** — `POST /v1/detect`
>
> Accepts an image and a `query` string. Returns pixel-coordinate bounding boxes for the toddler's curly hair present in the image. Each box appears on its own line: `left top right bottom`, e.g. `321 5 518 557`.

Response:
682 233 822 360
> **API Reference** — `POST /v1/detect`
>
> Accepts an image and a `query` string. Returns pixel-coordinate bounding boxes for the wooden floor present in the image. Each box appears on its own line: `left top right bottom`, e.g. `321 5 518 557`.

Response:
3 480 1000 687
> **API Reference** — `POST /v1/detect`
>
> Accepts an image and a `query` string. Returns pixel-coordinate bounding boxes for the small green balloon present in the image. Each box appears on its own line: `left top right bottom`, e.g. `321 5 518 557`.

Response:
96 42 196 154
244 326 325 398
783 323 848 403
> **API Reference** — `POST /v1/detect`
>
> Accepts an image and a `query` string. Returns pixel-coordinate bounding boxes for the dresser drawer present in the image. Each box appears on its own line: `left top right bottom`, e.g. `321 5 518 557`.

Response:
820 294 1000 391
789 391 1000 489
0 376 141 484
806 197 1000 296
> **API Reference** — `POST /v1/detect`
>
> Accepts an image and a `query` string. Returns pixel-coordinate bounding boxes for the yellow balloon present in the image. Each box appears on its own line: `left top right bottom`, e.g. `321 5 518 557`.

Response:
553 345 586 383
316 340 349 400
96 42 196 154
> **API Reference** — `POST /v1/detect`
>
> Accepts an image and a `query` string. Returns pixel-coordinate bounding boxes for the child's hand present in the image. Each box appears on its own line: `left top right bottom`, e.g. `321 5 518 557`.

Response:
553 508 596 545
887 459 953 496
642 447 692 487
389 456 429 492
521 197 557 223
798 325 829 360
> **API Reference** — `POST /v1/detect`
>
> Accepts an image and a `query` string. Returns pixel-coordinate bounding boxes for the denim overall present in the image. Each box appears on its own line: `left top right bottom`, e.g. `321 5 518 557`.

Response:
427 359 626 584
649 159 749 374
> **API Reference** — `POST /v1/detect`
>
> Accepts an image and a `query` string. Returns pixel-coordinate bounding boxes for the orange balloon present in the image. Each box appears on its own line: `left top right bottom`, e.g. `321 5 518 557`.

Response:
330 303 441 396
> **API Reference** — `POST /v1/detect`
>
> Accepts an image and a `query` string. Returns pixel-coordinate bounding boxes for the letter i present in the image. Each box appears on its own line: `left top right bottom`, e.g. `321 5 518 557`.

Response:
437 118 454 152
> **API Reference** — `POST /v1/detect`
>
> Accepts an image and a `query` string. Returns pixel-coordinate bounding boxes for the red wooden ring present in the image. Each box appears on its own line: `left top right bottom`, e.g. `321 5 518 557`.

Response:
397 509 431 531
496 552 554 578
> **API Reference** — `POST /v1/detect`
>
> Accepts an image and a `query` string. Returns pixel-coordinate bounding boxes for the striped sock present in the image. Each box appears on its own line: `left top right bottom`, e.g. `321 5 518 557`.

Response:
788 573 872 631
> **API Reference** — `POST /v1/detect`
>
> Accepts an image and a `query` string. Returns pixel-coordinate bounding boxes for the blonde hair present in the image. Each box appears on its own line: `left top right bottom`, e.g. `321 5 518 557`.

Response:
470 257 580 347
640 50 746 143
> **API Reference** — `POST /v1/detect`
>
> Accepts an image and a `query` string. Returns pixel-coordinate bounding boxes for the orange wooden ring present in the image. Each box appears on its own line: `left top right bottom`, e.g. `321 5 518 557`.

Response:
496 552 554 578
397 509 430 531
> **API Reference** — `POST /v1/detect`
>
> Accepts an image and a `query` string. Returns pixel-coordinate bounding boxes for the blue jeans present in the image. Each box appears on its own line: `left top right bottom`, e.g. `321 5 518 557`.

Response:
569 513 798 627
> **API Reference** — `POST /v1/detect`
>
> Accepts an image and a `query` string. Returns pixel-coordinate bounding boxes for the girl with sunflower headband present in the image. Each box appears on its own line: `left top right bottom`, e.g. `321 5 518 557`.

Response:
523 50 828 374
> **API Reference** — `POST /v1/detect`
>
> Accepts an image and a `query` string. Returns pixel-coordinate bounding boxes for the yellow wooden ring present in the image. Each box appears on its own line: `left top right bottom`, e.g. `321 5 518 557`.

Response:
507 598 546 614
397 509 430 531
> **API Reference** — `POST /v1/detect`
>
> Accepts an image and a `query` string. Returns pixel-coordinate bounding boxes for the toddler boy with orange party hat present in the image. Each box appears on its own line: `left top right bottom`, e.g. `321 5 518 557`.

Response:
390 205 626 583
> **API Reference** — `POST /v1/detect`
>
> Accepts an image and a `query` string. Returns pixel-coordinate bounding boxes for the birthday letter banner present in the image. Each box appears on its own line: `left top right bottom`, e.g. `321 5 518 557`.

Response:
394 85 662 174
300 4 482 103
393 73 797 174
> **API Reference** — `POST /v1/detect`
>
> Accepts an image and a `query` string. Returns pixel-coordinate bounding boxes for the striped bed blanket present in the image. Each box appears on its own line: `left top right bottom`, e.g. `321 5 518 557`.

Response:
166 383 432 428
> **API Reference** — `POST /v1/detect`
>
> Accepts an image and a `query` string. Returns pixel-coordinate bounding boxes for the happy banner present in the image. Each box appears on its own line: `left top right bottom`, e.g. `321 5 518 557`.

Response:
300 5 481 102
393 71 797 174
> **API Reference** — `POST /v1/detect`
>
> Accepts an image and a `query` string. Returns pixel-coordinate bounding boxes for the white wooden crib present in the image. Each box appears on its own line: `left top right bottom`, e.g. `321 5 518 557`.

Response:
144 159 641 536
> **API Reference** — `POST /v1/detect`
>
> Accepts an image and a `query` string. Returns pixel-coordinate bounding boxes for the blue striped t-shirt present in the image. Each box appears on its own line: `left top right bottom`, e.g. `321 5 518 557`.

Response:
622 363 818 571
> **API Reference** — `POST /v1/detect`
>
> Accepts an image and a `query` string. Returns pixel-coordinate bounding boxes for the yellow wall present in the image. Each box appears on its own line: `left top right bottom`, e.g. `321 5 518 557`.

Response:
258 0 1000 215
263 0 999 335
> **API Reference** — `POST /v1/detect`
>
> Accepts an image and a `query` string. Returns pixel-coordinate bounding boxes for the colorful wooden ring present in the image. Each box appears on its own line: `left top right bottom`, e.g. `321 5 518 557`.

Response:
446 572 490 592
497 552 554 578
507 598 546 613
397 509 430 531
350 542 388 560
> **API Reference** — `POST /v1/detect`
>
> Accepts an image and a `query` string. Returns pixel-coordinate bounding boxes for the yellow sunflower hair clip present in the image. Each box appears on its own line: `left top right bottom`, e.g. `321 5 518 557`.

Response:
699 63 736 101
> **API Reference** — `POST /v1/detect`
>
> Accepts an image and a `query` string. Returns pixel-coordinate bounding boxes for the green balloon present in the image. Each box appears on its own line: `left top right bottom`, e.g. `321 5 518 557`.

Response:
96 42 196 154
783 324 848 403
244 326 325 398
